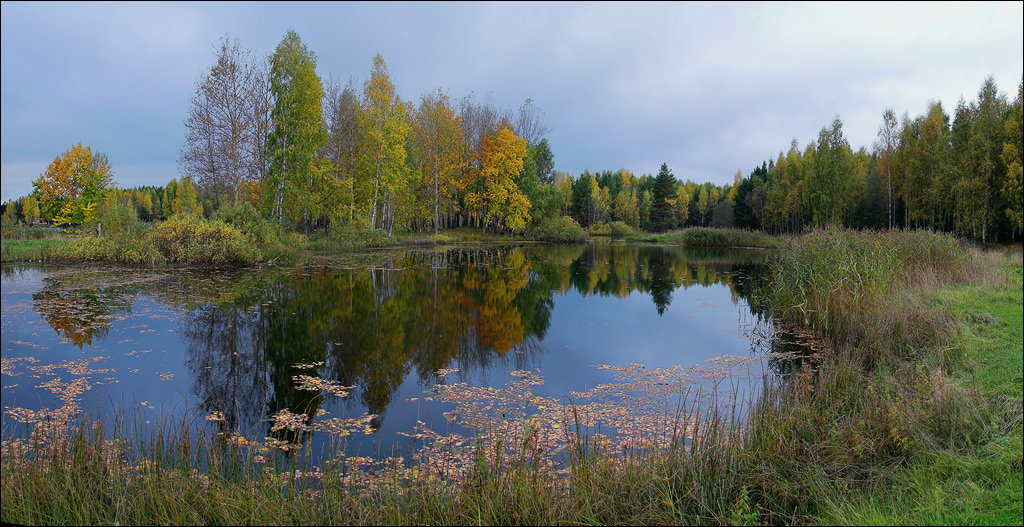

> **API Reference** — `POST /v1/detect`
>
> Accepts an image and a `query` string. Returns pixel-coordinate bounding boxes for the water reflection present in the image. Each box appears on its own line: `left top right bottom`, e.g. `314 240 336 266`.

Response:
16 244 787 443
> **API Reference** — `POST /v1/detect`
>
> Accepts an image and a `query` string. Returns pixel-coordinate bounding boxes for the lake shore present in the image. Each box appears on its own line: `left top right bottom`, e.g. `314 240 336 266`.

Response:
1 221 780 266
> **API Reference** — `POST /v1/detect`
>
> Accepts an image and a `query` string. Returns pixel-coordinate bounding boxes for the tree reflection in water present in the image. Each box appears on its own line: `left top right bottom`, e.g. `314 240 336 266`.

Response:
28 244 802 447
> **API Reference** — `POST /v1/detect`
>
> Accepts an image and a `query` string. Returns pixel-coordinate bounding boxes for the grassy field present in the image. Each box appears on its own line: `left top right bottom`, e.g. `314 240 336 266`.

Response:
2 229 1020 525
0 238 67 262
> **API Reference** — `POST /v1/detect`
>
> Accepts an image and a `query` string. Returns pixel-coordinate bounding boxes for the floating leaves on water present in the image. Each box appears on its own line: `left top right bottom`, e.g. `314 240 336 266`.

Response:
1 356 39 377
269 408 309 432
292 375 352 397
205 411 227 422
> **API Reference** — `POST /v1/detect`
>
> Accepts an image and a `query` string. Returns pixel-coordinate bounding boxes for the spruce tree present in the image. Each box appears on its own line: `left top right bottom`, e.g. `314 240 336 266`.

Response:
650 163 677 232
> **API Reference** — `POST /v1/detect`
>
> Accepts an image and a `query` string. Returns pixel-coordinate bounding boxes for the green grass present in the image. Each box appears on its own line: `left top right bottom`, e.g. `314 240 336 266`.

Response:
1 224 69 262
821 250 1023 526
0 239 67 262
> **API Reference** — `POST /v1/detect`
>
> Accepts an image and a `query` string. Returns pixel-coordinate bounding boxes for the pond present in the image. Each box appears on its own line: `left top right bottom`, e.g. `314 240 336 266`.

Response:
1 243 800 467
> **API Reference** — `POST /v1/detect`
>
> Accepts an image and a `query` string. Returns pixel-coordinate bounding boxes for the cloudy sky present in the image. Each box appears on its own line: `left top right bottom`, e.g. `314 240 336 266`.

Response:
2 1 1022 203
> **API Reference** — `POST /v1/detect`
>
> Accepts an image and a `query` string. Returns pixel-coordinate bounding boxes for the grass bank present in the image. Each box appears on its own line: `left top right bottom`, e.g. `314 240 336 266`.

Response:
0 224 68 263
751 228 1020 524
820 248 1022 525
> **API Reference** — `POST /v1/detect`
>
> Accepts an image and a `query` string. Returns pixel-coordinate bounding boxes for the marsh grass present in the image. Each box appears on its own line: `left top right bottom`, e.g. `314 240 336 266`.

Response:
0 239 67 262
3 360 786 526
630 227 779 248
1 224 69 262
751 228 1020 524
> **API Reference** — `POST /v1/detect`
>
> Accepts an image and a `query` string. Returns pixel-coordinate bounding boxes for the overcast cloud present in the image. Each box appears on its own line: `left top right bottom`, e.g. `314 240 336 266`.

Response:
2 1 1022 202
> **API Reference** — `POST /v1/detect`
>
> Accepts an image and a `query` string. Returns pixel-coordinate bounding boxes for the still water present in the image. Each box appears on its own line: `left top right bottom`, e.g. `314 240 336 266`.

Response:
2 243 793 462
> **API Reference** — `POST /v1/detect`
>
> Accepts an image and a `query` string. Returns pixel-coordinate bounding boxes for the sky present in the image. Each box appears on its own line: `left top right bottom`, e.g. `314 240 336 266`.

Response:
2 1 1022 203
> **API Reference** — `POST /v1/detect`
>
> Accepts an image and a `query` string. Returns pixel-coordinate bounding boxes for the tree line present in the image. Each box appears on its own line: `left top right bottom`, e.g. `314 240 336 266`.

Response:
177 31 554 235
554 75 1022 245
6 28 1021 245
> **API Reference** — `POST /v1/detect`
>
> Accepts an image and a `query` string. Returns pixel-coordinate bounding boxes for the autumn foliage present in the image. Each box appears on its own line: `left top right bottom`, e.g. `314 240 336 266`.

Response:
32 143 112 226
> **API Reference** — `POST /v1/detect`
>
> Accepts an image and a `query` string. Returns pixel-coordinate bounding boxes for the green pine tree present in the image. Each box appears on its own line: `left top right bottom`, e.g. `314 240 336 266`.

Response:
650 163 677 232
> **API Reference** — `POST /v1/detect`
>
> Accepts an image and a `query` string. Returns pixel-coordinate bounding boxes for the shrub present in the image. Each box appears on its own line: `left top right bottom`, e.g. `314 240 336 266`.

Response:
319 217 395 250
151 215 259 266
588 222 612 236
532 216 587 243
609 221 636 238
214 203 290 258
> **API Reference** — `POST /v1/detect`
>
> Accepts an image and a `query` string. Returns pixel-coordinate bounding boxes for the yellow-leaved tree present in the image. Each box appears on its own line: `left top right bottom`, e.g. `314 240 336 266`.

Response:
32 143 114 226
358 54 410 234
413 88 466 233
464 119 529 234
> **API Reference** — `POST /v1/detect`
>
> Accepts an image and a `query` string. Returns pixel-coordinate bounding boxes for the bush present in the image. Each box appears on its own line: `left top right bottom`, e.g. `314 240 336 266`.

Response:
588 222 612 236
214 203 290 257
151 215 259 266
59 231 163 266
318 217 395 250
609 221 636 238
532 216 587 243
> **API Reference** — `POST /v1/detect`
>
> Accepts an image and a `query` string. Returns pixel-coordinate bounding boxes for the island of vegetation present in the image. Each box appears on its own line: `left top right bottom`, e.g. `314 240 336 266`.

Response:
1 29 1021 526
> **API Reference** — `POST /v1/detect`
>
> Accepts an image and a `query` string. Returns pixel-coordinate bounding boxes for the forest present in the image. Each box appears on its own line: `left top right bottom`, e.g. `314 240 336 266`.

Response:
4 29 1022 246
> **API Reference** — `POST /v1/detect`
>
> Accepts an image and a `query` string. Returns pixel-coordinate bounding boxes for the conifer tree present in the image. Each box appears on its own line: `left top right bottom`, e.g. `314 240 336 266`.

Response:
650 163 677 232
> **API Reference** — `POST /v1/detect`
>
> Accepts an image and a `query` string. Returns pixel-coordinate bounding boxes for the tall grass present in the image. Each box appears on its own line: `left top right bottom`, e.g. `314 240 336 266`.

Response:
2 385 769 525
754 227 986 356
746 227 1015 523
631 227 779 248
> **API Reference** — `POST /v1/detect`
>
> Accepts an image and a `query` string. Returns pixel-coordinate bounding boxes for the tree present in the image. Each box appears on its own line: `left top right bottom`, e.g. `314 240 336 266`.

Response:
649 163 677 232
412 88 466 233
172 177 202 216
638 189 653 230
531 138 555 184
968 76 1007 247
164 179 179 219
32 143 114 226
458 92 501 228
693 186 710 227
875 108 899 229
358 53 409 233
21 195 39 224
181 36 267 208
512 98 551 147
913 101 952 230
264 29 328 226
1002 79 1023 235
807 115 853 226
571 171 595 227
613 185 640 228
136 191 153 221
467 119 529 233
324 77 363 223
